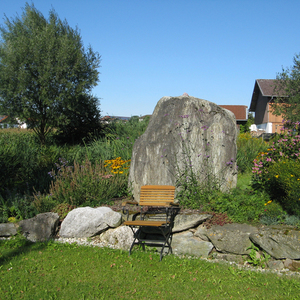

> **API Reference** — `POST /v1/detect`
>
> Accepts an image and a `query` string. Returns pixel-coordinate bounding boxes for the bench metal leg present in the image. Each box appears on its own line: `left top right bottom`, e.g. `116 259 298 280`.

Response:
127 225 173 261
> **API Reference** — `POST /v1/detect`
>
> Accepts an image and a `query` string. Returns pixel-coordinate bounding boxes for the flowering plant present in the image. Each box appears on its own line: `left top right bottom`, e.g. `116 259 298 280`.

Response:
252 121 300 215
104 157 130 174
252 121 300 189
33 157 129 212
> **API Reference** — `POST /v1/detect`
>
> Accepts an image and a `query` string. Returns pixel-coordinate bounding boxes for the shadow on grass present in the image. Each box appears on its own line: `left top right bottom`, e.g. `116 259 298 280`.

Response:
0 236 48 266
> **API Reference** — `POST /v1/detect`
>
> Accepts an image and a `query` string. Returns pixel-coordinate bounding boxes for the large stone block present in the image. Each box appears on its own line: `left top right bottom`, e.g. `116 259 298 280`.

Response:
100 226 134 250
128 95 237 202
172 231 214 258
0 223 17 237
172 214 212 233
18 212 59 242
250 226 300 259
196 223 258 255
59 207 122 238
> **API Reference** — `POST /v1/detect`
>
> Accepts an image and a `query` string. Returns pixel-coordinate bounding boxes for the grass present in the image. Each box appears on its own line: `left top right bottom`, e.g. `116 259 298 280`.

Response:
1 237 300 299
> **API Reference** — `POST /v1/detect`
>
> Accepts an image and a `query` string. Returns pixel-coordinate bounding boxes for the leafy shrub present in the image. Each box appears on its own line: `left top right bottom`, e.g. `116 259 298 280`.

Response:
236 133 269 174
263 160 300 215
252 123 300 189
51 203 76 221
33 157 129 212
0 193 37 223
284 215 300 227
251 122 300 215
175 157 224 210
247 243 271 268
203 188 270 224
259 200 286 225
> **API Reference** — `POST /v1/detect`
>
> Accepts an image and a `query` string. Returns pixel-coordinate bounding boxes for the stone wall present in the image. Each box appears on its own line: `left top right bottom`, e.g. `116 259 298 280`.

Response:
1 209 300 272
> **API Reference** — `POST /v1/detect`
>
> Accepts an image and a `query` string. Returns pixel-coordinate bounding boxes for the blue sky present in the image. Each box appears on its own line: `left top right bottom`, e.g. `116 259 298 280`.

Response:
1 0 300 117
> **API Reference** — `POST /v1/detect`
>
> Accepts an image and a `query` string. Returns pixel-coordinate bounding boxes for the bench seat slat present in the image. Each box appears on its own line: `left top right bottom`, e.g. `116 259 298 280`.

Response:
123 220 169 227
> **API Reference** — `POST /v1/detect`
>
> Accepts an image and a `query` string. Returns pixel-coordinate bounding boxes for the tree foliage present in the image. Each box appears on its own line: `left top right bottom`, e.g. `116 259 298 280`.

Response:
0 3 101 144
271 53 300 124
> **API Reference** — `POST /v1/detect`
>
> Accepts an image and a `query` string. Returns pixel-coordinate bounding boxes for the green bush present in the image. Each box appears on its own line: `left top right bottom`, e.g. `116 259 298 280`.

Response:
0 129 70 197
204 188 270 224
51 203 76 221
236 133 269 174
33 158 129 212
0 193 37 223
263 160 300 215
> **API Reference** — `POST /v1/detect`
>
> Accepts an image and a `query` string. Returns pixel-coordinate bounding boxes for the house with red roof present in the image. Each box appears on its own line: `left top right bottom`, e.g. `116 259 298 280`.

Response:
219 105 248 127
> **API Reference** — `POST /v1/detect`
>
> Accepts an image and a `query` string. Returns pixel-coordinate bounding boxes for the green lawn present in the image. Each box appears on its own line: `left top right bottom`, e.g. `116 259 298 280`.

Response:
1 237 300 300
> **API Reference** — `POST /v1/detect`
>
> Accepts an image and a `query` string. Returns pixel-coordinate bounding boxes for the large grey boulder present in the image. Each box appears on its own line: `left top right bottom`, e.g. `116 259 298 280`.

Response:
172 214 212 233
196 223 258 255
128 95 237 202
0 223 18 237
59 207 122 238
18 212 59 242
249 226 300 259
172 231 214 258
100 226 134 250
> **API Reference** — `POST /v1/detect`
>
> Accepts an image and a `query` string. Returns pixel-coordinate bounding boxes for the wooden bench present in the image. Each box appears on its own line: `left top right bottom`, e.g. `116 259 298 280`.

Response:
122 185 179 260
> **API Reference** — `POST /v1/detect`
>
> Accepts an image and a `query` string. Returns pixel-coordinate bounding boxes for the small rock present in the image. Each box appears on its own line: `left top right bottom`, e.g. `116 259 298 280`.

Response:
267 260 284 270
0 223 17 237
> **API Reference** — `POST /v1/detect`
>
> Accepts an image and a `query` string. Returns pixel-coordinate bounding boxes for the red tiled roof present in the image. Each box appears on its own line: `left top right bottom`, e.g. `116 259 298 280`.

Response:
219 105 247 120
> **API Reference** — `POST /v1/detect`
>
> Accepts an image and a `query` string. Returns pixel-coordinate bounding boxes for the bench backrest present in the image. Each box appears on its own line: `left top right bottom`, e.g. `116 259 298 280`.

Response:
139 185 176 206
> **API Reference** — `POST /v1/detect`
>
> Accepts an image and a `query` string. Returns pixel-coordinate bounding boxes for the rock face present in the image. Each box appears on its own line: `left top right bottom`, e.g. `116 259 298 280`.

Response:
128 95 237 202
196 223 258 255
59 207 122 238
250 226 300 259
18 212 59 242
172 214 212 233
172 231 214 258
100 226 134 250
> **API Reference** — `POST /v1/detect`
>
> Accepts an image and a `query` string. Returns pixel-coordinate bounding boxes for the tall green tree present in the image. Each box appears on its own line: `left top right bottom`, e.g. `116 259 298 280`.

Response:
0 3 101 144
271 53 300 124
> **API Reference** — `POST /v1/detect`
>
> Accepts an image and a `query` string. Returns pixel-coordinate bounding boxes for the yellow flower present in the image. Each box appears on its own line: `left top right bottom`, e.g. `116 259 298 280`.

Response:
275 175 279 178
291 174 294 177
